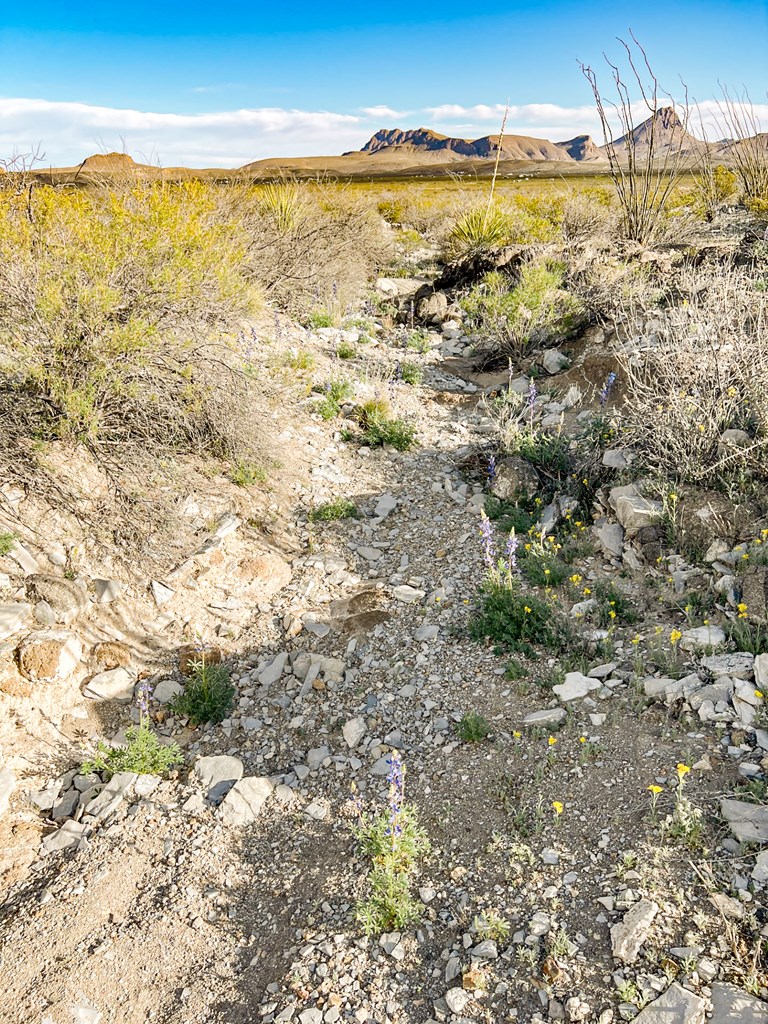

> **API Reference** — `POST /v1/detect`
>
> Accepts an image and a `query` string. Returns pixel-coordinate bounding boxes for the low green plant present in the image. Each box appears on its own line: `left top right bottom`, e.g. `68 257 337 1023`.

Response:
462 263 583 359
509 427 570 476
314 377 354 420
282 348 316 371
448 204 515 257
660 764 703 850
457 710 490 742
309 498 358 522
729 617 768 655
405 328 431 353
82 681 182 778
307 310 335 329
470 582 573 655
230 461 267 487
171 652 235 725
519 532 570 588
360 415 415 452
399 361 423 386
593 580 637 627
353 754 429 935
82 722 182 778
336 341 357 360
0 531 16 556
474 910 510 943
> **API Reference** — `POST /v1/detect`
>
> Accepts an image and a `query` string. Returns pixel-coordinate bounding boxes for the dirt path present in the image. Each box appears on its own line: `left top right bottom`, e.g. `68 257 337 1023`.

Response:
1 321 766 1024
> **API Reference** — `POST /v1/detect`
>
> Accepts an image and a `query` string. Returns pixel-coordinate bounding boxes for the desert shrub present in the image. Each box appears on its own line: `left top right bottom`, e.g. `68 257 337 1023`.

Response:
0 181 263 449
692 164 738 221
561 188 617 242
336 341 357 360
614 266 768 484
448 204 514 258
446 196 562 260
171 654 235 725
470 582 574 656
405 328 432 353
462 262 584 359
308 310 335 329
241 181 391 318
377 197 407 224
0 531 15 556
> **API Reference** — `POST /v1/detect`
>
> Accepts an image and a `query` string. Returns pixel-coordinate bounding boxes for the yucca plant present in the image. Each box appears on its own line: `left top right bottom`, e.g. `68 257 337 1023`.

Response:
258 181 306 233
448 204 513 258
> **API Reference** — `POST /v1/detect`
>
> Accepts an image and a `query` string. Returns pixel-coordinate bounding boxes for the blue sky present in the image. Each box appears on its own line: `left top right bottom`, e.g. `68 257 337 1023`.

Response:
1 1 766 166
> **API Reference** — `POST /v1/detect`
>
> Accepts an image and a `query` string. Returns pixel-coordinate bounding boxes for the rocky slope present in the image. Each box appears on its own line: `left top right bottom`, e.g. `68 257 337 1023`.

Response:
1 265 767 1024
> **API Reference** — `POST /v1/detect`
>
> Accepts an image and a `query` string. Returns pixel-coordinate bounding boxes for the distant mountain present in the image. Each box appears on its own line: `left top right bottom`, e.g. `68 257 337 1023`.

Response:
555 135 603 161
354 127 572 162
604 106 707 158
35 108 765 183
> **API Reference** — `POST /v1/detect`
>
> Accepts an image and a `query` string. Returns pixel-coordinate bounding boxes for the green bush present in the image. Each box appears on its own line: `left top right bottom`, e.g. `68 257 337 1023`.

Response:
313 377 353 420
470 581 574 655
336 341 357 359
0 181 261 444
457 710 490 742
0 531 15 557
81 722 182 778
399 361 423 386
361 415 416 451
462 263 583 360
405 329 431 353
171 655 235 725
309 498 358 522
231 461 267 486
308 310 335 329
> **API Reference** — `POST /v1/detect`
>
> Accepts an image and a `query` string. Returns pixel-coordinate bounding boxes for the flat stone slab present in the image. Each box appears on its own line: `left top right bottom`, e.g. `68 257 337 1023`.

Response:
393 585 425 603
522 708 567 728
710 982 768 1023
553 672 601 702
702 652 755 680
84 667 136 702
41 820 88 855
633 983 706 1024
680 625 727 651
721 798 768 843
611 898 658 963
194 755 243 803
0 603 32 641
219 776 273 825
83 772 137 823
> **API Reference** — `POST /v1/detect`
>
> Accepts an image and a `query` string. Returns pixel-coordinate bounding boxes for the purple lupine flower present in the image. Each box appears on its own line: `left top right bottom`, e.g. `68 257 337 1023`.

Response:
599 372 617 406
479 511 496 570
136 681 153 720
528 378 537 427
386 753 405 844
505 530 519 573
487 455 497 485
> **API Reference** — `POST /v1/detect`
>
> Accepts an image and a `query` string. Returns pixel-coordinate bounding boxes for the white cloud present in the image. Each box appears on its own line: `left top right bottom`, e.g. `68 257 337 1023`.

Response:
2 95 760 167
359 105 411 121
0 97 366 167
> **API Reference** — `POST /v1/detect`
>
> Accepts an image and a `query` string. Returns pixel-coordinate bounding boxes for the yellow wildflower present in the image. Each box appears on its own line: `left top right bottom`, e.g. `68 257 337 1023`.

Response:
755 690 764 700
670 629 682 645
676 763 691 777
648 785 663 794
552 801 563 815
583 587 591 596
524 606 532 614
548 736 557 747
